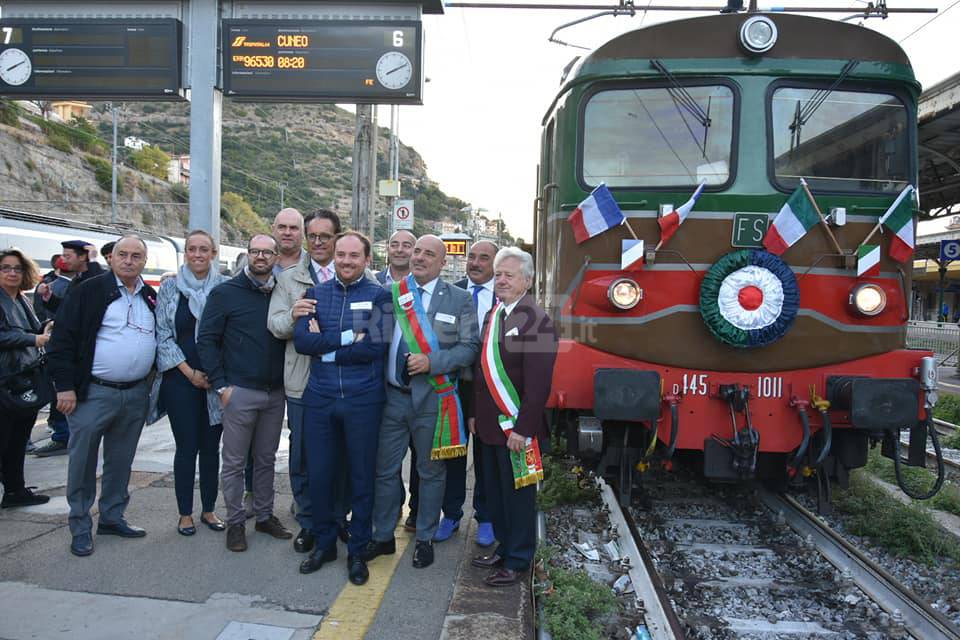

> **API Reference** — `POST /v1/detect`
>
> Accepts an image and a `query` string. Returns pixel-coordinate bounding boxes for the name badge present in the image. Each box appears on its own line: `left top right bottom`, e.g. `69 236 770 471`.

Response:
350 301 372 311
436 312 457 325
505 327 520 337
399 292 414 305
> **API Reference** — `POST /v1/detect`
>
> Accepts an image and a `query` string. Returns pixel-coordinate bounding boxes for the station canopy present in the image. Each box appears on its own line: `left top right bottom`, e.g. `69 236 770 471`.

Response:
919 70 960 219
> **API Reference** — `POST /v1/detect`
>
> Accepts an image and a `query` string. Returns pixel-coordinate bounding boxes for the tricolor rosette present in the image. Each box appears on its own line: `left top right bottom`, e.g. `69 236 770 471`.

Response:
699 250 799 348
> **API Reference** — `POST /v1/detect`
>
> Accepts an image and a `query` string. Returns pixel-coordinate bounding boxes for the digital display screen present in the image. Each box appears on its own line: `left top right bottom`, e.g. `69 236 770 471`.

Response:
0 19 182 99
444 240 467 256
222 20 422 104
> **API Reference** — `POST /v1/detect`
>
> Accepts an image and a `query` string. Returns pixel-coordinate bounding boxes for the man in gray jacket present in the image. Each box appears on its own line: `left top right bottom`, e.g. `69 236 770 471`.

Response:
365 235 479 570
267 209 342 554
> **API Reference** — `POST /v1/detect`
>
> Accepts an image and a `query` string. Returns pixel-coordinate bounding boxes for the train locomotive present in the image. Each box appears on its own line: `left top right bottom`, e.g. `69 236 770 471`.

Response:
535 10 941 503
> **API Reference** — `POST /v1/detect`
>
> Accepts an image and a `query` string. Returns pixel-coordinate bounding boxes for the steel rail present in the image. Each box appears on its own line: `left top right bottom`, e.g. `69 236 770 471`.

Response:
758 490 960 640
444 3 937 12
598 479 685 640
935 418 959 435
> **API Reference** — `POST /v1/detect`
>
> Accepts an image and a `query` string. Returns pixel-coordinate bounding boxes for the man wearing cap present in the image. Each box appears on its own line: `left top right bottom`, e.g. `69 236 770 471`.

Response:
46 235 157 557
36 240 105 314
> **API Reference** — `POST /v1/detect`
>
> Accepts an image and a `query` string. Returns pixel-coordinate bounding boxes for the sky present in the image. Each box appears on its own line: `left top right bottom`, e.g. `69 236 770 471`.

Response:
375 0 960 242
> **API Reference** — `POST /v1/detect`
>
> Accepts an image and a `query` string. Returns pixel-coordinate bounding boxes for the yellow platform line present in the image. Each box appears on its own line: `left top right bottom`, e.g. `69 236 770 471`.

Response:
313 513 413 640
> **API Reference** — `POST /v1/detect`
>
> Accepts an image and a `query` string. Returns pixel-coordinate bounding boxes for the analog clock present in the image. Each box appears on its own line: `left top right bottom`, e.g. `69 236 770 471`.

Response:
375 51 412 90
0 48 32 86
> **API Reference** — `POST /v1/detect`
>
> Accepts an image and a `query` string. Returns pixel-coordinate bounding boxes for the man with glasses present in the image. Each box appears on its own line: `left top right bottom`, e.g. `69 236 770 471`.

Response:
197 234 290 552
267 209 344 555
47 235 157 557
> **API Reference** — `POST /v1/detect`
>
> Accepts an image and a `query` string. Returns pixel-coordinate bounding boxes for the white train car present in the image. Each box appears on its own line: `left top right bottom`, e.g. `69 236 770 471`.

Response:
0 209 246 285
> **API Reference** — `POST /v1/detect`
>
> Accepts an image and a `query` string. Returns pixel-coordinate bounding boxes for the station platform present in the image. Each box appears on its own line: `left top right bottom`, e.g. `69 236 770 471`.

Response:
0 416 534 640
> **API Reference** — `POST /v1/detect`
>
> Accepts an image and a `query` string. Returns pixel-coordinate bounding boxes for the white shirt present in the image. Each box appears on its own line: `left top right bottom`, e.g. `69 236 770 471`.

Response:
311 259 333 284
502 298 521 318
467 277 495 332
91 277 157 382
388 277 438 387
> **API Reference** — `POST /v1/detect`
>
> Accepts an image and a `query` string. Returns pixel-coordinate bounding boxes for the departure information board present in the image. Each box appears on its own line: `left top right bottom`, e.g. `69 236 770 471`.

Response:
222 20 422 104
0 19 182 99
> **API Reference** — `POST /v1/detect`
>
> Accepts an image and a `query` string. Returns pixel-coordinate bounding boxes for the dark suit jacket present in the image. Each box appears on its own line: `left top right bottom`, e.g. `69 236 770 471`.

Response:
472 293 557 446
47 272 156 400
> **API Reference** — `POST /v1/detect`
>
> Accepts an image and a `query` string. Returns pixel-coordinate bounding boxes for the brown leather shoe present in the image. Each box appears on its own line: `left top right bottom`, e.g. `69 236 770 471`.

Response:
226 524 247 552
255 515 293 539
471 553 503 569
484 567 521 587
403 512 417 532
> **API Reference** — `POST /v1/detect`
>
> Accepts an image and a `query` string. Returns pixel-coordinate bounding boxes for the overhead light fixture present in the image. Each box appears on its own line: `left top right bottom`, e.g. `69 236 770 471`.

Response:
740 16 778 54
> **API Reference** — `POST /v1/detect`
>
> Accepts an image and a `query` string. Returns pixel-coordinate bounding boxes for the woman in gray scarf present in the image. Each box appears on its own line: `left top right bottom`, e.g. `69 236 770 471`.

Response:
154 230 228 536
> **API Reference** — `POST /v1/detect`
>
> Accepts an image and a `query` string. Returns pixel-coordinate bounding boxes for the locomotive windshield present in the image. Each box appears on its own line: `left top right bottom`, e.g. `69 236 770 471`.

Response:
770 87 910 194
581 84 735 188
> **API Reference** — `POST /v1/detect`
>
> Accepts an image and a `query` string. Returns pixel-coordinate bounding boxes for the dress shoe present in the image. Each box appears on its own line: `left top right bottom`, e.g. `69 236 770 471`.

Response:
70 533 94 557
200 514 226 531
97 520 146 538
403 512 417 532
433 517 460 542
412 540 434 569
255 515 293 539
1 487 50 508
299 546 337 574
471 552 504 569
476 522 495 547
348 555 369 585
362 538 396 561
177 517 196 537
294 528 315 553
32 440 69 457
484 567 522 587
226 524 247 552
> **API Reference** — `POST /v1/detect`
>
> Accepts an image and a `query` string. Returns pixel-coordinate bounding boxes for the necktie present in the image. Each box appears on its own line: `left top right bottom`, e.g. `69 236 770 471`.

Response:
472 284 482 309
396 286 426 387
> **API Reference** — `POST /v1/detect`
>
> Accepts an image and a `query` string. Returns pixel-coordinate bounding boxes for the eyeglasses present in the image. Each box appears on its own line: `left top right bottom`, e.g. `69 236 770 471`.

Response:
0 265 23 273
126 303 153 335
307 233 335 244
248 249 277 258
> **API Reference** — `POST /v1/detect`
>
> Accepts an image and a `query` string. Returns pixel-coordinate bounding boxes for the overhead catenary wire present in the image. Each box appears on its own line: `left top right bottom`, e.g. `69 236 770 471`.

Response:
898 0 960 43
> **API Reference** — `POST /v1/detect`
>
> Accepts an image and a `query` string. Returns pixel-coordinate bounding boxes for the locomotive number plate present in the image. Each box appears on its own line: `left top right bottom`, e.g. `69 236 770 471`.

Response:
731 213 770 248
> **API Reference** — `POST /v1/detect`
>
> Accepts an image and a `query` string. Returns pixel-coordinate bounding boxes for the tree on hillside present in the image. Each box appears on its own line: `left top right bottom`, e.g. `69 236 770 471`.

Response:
221 192 269 240
130 145 171 180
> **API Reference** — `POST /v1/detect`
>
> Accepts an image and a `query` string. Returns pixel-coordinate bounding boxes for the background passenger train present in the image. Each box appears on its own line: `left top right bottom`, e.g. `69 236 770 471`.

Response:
535 11 939 502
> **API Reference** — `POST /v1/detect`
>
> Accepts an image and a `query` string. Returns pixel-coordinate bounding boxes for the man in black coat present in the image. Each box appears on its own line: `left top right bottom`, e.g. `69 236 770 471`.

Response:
36 240 104 315
47 235 157 558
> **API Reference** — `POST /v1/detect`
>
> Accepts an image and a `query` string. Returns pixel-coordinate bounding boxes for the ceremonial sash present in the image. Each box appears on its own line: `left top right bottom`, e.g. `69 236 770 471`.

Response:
392 275 467 460
480 302 544 489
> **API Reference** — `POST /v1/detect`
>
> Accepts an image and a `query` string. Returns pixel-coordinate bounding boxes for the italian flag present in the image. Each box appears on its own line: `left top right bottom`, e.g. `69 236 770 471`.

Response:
763 186 819 255
880 185 916 263
857 244 880 278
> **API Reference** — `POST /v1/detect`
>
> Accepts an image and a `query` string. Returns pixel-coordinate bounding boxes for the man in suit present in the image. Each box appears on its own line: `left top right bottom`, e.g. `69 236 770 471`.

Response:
470 247 557 587
365 235 480 569
46 235 157 557
429 240 498 545
375 230 416 286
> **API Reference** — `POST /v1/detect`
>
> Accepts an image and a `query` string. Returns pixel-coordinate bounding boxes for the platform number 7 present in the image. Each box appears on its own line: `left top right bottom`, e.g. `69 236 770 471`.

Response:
2 28 12 45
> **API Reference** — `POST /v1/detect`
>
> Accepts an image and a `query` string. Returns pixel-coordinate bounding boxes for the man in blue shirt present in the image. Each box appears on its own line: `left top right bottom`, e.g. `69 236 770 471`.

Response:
294 231 392 586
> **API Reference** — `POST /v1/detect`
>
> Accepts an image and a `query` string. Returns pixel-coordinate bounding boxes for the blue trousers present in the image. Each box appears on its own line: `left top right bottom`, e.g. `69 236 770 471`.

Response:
481 441 537 571
304 397 382 558
161 372 222 516
286 396 311 529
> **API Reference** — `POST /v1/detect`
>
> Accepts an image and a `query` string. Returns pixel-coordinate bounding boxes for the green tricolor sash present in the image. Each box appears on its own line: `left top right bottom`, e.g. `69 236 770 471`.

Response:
480 302 544 490
392 275 467 460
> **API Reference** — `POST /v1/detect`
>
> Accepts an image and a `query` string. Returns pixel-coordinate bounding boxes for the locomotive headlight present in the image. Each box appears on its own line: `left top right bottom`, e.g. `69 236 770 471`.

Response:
608 278 642 310
740 16 778 54
850 283 887 317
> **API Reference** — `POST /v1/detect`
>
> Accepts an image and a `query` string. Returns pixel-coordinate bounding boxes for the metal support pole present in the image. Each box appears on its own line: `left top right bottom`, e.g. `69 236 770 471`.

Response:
369 106 378 241
187 0 223 242
111 103 118 224
352 105 374 236
939 262 949 322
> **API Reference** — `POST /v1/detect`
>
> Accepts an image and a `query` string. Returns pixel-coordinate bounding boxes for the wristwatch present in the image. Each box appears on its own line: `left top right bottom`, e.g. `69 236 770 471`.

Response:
216 387 229 396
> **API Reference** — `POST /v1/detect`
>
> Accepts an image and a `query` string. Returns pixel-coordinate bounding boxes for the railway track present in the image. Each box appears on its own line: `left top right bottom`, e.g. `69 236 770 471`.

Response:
601 474 960 639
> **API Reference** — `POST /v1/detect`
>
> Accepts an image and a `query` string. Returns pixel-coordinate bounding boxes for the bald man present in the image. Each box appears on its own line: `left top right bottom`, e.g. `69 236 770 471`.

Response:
272 208 305 274
366 235 480 570
376 230 416 285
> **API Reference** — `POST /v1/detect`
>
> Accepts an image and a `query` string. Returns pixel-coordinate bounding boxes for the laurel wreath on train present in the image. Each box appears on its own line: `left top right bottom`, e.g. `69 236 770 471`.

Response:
699 249 800 348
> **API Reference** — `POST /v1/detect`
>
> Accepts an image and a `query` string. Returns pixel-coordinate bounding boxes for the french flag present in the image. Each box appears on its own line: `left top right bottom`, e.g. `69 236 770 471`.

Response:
568 184 625 244
657 182 706 248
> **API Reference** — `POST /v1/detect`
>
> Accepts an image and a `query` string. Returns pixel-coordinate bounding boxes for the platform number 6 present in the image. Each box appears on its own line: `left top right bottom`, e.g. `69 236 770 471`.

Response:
393 30 403 47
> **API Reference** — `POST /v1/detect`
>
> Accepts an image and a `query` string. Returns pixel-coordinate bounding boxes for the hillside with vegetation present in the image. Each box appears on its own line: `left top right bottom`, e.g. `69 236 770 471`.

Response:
0 99 514 246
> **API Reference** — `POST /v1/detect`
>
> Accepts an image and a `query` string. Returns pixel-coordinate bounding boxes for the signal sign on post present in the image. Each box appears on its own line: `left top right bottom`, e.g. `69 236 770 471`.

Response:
941 239 960 262
393 199 414 230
